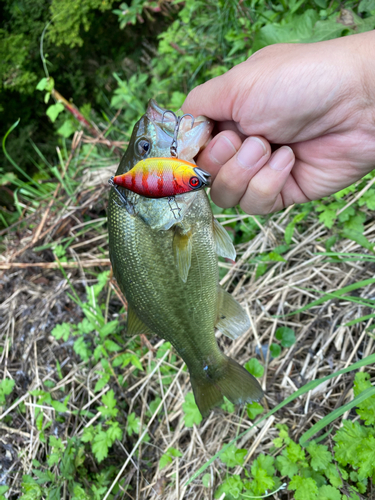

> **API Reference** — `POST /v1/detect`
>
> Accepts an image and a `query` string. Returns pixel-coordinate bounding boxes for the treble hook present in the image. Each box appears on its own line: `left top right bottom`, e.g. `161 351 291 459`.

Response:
162 110 195 158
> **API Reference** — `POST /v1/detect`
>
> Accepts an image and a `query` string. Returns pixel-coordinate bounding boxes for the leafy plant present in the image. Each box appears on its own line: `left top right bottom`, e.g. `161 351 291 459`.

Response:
0 378 15 405
211 371 375 499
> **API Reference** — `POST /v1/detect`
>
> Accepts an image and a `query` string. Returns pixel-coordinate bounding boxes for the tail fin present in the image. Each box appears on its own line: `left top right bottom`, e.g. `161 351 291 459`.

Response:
190 356 264 418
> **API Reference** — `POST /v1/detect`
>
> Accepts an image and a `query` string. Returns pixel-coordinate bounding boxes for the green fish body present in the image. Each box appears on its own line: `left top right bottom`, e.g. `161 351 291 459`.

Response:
107 100 263 417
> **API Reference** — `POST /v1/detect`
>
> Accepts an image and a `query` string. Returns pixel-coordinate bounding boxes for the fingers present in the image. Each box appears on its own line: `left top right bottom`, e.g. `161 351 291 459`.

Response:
238 146 296 214
196 130 243 178
197 130 297 214
208 135 273 208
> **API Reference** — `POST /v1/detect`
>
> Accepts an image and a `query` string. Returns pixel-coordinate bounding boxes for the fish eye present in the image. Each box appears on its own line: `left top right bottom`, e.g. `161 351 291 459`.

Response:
137 139 151 156
189 176 201 188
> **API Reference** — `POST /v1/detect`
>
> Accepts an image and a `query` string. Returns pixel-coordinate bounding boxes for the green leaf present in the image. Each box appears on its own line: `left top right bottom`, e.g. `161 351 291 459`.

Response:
0 378 15 402
57 120 75 138
46 102 64 122
270 343 281 358
221 396 235 413
275 455 299 479
202 473 211 488
182 392 202 427
307 441 332 471
353 372 375 425
94 374 110 392
107 421 123 443
98 390 118 418
36 77 48 91
357 435 375 480
333 420 368 466
244 358 264 378
73 336 92 362
103 339 121 352
159 447 182 470
318 484 343 499
99 320 118 338
92 431 111 463
220 444 247 468
275 327 296 348
50 399 68 413
247 401 264 420
214 475 243 499
126 412 140 436
51 323 71 341
288 476 318 499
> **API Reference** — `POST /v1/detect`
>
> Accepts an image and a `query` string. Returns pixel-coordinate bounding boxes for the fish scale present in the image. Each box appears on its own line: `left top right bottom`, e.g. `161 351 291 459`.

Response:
107 99 264 417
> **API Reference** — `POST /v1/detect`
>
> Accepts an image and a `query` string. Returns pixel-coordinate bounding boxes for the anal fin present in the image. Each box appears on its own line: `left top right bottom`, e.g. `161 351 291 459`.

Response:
213 218 236 261
173 228 192 283
216 286 250 339
127 306 154 337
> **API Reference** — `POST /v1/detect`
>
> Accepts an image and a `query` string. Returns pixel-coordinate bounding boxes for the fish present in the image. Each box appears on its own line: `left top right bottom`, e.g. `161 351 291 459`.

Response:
107 99 263 417
111 157 211 198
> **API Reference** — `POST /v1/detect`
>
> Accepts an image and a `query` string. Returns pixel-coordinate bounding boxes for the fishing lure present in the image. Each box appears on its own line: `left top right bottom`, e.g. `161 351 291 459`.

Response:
110 157 210 198
108 109 211 217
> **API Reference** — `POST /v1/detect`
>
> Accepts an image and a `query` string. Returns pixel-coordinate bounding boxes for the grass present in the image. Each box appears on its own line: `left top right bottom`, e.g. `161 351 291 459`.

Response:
1 129 375 499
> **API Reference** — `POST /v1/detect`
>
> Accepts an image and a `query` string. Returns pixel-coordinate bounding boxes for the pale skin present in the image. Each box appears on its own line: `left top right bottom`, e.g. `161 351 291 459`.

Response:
182 31 375 215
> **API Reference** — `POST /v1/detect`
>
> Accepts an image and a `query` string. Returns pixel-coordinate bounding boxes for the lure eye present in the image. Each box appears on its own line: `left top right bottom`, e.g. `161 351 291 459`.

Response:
189 176 201 188
137 139 151 156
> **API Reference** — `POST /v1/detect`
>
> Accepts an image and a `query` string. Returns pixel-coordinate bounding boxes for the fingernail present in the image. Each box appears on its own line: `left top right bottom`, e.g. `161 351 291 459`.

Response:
237 137 267 169
269 146 294 171
210 136 238 164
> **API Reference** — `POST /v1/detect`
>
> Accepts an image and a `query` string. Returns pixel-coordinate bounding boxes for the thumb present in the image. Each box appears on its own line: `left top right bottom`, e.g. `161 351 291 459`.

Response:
182 70 239 121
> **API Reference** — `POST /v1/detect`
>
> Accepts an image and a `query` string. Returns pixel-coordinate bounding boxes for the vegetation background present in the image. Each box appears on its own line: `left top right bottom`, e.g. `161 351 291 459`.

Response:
1 0 375 499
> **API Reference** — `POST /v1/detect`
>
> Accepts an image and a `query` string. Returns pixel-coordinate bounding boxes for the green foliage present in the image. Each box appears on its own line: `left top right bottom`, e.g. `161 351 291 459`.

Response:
0 377 15 405
244 358 264 378
159 447 183 470
275 326 296 348
214 372 375 499
182 392 202 427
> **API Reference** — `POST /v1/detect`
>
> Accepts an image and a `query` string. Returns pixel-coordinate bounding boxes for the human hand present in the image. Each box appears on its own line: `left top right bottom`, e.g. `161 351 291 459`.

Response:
182 31 375 214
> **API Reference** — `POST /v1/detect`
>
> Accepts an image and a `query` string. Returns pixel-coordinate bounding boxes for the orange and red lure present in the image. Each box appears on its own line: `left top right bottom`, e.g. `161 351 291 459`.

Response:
111 157 211 198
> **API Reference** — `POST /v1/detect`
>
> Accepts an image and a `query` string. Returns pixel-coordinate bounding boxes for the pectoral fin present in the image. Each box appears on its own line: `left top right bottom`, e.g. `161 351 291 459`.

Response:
213 218 236 261
216 286 250 339
173 229 192 283
127 306 154 337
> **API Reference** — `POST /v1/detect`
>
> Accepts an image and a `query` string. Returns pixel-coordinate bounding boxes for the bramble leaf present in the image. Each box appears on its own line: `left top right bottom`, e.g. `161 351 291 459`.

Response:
51 323 71 341
220 444 247 468
307 441 333 471
98 389 118 418
92 431 111 463
353 372 375 425
288 476 318 499
214 475 243 499
126 412 140 436
317 484 342 500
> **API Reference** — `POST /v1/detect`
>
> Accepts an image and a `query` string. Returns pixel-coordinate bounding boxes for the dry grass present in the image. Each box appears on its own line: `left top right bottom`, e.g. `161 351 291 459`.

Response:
1 135 374 499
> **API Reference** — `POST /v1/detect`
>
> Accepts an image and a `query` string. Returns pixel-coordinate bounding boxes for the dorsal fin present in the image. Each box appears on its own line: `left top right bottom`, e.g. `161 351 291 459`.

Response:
215 286 250 339
213 218 236 261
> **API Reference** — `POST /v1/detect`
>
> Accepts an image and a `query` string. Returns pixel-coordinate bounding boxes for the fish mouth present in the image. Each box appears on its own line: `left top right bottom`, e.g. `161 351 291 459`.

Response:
194 167 211 187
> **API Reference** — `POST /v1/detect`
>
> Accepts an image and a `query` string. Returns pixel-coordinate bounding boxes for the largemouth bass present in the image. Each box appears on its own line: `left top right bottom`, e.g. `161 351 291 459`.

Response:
107 100 263 417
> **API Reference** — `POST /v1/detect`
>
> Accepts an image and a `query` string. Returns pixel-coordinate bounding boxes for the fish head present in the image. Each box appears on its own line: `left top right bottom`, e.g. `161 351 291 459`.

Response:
112 99 213 230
